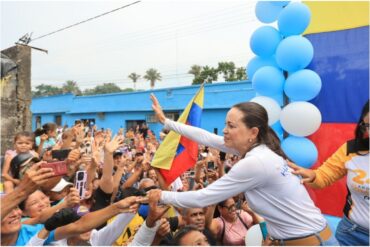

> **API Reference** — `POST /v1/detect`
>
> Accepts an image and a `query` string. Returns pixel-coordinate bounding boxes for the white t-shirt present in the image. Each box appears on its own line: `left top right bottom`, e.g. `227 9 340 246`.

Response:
26 213 135 246
160 119 326 239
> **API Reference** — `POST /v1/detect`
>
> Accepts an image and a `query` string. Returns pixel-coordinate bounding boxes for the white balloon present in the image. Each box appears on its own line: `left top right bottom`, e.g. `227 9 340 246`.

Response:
280 102 322 136
250 96 281 125
245 224 263 246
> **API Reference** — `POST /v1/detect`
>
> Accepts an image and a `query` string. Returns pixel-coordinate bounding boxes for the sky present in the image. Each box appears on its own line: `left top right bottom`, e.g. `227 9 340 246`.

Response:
1 0 261 91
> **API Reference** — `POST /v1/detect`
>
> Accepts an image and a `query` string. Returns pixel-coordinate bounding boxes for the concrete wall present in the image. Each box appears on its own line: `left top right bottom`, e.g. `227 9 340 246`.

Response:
1 45 32 154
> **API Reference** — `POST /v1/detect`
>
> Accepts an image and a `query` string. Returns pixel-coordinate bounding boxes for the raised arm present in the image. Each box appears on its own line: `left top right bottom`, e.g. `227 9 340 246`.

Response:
1 163 54 218
101 135 124 193
150 93 238 155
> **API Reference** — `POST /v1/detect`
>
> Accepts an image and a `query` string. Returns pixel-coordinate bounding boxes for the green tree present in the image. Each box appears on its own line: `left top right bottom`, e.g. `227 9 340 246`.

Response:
236 67 247 81
188 65 202 78
32 84 63 97
217 61 236 81
192 66 218 85
128 73 140 91
144 68 161 90
62 80 81 95
83 83 122 95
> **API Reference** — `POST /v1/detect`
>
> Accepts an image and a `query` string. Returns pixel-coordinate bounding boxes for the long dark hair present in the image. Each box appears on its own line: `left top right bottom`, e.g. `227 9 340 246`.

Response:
354 100 369 154
233 102 287 159
34 123 57 137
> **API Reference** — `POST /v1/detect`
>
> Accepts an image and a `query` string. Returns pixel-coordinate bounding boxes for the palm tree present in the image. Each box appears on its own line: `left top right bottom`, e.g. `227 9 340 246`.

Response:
188 65 201 78
128 73 141 91
62 80 81 95
144 68 161 90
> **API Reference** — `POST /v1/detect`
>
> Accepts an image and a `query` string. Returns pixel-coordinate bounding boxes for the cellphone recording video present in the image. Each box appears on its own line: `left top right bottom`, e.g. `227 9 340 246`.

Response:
51 149 72 161
75 171 87 199
219 151 226 161
188 177 195 190
40 161 67 177
207 161 215 170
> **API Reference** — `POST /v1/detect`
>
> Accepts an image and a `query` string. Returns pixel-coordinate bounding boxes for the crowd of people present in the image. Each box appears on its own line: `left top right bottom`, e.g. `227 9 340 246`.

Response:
0 97 368 246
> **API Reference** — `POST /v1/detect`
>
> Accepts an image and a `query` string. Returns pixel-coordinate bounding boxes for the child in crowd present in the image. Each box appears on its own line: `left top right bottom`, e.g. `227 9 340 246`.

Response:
2 131 38 193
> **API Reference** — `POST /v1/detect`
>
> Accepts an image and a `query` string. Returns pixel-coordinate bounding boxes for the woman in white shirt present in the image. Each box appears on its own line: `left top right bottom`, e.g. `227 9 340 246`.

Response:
148 94 338 246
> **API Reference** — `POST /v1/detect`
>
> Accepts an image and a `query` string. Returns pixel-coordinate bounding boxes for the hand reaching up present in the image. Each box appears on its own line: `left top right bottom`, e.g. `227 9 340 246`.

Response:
150 94 166 124
104 135 124 154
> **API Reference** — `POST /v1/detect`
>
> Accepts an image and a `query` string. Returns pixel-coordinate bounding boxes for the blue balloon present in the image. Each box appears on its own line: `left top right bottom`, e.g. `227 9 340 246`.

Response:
271 1 290 7
271 121 284 141
324 214 342 233
255 1 285 23
285 69 322 101
278 2 311 36
276 35 314 72
250 26 282 58
252 66 285 96
246 56 279 80
281 136 318 168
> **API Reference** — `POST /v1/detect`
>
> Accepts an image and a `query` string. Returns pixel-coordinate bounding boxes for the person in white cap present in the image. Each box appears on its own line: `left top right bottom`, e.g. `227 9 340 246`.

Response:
45 178 74 206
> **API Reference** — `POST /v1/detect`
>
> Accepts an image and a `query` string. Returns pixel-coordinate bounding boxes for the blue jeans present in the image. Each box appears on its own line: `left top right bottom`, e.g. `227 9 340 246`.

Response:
335 215 369 246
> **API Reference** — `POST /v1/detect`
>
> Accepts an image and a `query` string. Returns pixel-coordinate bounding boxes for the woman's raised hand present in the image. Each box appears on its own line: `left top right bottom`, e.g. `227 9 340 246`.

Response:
150 93 166 124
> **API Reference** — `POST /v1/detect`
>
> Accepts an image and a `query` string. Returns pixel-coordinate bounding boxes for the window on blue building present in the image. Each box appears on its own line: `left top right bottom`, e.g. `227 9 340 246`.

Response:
55 115 62 126
35 116 41 129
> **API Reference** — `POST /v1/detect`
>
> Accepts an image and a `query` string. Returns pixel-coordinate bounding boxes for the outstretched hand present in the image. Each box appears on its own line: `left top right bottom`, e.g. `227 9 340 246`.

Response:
150 94 166 124
287 160 316 184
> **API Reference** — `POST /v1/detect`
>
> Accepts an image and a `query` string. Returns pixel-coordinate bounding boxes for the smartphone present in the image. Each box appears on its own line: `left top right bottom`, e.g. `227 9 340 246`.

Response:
40 161 67 177
207 161 215 170
51 149 72 161
75 171 87 199
188 177 195 190
219 151 226 161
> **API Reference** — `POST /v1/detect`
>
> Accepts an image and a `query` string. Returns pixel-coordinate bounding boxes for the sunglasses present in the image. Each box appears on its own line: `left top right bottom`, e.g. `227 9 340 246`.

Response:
361 122 369 128
221 204 236 212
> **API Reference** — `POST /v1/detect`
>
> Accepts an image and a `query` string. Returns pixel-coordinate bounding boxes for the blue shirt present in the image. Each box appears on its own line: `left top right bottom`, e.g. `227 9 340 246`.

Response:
15 224 55 246
35 136 56 149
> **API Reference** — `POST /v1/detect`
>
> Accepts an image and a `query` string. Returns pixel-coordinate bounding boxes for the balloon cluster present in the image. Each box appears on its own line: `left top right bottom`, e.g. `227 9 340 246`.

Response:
247 1 322 168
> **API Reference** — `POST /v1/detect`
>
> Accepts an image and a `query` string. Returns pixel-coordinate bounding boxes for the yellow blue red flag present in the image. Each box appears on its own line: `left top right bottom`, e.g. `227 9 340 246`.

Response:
151 85 204 184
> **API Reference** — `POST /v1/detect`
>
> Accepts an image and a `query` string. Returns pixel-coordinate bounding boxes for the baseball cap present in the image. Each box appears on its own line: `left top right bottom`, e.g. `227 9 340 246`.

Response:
51 178 73 192
113 150 123 158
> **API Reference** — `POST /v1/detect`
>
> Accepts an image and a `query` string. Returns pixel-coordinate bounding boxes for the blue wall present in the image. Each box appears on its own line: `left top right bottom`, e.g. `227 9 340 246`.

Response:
31 81 256 137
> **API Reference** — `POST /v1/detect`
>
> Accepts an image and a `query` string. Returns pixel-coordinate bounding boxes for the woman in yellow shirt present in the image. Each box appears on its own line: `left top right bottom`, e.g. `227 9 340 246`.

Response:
289 100 369 246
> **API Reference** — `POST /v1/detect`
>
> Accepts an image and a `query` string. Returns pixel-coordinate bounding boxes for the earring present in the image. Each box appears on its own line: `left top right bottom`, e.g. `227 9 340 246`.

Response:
248 138 253 143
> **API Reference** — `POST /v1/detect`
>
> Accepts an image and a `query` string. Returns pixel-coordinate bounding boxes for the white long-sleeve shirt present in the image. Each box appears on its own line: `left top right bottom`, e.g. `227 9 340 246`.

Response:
128 220 161 246
26 213 135 246
160 119 326 239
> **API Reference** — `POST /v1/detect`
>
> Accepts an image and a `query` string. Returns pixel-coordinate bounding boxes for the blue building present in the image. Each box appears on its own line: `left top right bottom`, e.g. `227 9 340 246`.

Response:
31 81 255 137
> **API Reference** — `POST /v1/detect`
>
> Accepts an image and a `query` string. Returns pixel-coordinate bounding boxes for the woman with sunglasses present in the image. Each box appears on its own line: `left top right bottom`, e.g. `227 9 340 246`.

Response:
210 197 257 246
289 100 369 246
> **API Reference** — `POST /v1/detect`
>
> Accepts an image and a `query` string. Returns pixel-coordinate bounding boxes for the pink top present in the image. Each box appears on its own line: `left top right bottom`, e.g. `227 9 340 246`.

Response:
216 211 253 246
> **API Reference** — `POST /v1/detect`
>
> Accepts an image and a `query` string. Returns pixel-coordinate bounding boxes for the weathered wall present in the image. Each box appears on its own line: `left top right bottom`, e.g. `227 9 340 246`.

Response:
1 45 32 154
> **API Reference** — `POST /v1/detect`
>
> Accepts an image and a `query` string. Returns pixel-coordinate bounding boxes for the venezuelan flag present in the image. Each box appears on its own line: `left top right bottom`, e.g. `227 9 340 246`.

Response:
303 1 369 217
151 85 204 185
152 85 204 184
